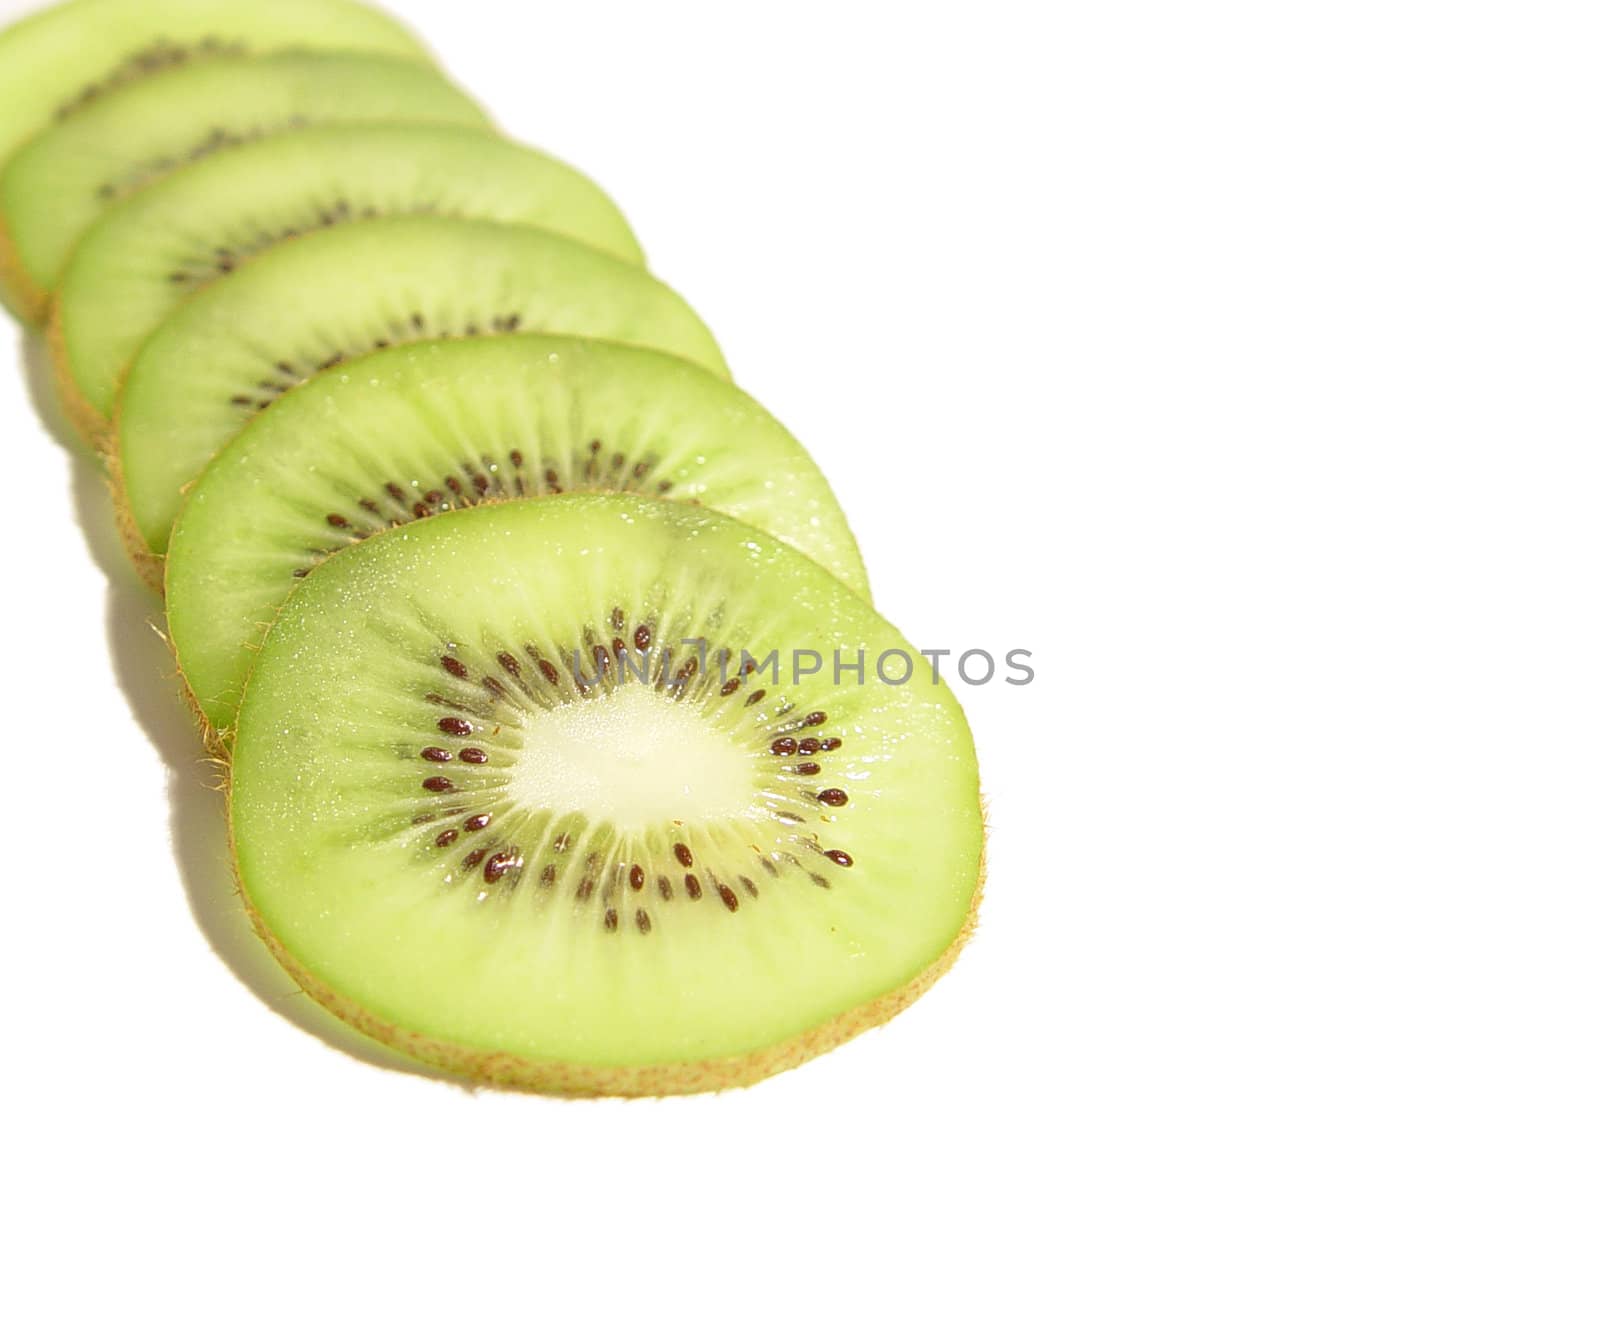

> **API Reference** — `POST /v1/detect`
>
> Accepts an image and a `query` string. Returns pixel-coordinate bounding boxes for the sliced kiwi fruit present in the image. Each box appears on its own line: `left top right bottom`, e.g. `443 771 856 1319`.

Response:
0 50 486 323
53 124 643 436
228 494 982 1094
114 214 727 550
165 335 870 738
0 0 429 174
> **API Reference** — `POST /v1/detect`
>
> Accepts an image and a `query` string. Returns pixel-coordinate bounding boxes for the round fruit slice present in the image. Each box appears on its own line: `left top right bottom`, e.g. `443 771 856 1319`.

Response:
53 123 643 435
115 214 728 546
0 50 485 323
229 495 983 1094
166 335 870 737
0 0 429 174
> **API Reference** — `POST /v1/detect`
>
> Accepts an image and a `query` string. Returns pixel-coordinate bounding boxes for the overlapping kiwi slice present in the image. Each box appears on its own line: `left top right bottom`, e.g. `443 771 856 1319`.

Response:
0 0 428 174
229 495 982 1094
115 215 727 560
166 335 869 738
53 123 642 436
0 50 485 323
0 0 987 1095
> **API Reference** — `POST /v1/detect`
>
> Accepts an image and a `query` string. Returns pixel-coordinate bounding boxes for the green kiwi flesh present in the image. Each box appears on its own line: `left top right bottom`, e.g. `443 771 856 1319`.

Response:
0 0 429 176
228 495 983 1094
0 50 485 322
54 122 643 431
116 216 727 548
166 335 870 738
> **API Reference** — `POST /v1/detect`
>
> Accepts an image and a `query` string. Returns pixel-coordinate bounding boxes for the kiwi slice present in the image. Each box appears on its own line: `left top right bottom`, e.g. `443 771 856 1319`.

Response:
0 0 428 173
165 335 870 738
53 124 642 436
0 50 486 323
229 495 983 1094
114 214 727 547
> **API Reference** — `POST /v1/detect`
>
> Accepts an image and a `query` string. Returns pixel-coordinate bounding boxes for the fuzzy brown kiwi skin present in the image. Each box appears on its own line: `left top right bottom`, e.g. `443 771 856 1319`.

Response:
168 631 233 759
105 443 167 594
0 207 50 326
45 298 116 451
223 781 986 1095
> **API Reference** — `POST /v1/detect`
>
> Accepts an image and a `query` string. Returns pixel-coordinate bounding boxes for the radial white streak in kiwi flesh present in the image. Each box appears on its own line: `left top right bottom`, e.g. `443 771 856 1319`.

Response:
509 684 760 834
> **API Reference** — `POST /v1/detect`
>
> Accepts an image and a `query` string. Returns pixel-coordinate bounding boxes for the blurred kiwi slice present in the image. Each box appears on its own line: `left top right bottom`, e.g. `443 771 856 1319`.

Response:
115 216 727 560
228 495 983 1095
53 123 642 436
166 335 870 738
0 50 486 323
0 0 429 174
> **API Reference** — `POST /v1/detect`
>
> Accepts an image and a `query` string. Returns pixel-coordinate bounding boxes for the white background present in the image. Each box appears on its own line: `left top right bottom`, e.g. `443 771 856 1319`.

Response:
1 1 1595 1319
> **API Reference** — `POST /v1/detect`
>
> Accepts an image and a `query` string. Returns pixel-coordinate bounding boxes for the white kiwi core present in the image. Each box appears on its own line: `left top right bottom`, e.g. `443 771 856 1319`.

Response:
508 683 759 833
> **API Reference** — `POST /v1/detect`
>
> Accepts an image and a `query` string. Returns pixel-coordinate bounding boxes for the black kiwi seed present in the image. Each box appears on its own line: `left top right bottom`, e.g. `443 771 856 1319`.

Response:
483 852 518 883
291 435 692 587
